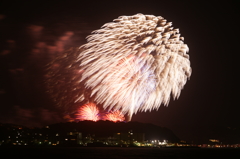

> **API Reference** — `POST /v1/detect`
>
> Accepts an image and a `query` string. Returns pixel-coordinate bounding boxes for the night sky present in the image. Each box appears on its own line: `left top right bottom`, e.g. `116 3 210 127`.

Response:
0 0 239 143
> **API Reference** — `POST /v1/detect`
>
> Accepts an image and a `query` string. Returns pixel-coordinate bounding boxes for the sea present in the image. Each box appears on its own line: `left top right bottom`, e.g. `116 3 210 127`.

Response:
0 147 240 159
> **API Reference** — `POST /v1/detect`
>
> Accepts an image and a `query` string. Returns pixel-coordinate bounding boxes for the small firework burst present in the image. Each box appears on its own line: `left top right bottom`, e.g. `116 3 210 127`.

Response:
103 110 125 122
76 103 100 121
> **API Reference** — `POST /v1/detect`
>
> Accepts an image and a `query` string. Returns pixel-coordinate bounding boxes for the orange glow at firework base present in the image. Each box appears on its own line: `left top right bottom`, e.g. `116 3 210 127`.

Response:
103 110 125 122
76 103 125 122
76 103 100 121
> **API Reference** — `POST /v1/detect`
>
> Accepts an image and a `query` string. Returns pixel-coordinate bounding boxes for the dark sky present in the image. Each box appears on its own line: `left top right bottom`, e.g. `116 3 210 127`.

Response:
0 0 239 143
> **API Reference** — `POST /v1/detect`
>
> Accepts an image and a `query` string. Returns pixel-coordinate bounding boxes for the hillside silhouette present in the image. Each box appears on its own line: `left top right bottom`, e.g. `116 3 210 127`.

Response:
48 121 180 142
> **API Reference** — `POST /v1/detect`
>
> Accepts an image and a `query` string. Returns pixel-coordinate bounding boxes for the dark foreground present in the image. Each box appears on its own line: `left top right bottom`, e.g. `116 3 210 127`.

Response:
1 146 240 159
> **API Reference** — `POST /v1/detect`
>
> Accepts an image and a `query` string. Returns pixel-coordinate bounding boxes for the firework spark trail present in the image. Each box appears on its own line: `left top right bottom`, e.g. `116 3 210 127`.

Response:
77 13 191 120
45 47 87 113
76 103 100 121
103 110 125 122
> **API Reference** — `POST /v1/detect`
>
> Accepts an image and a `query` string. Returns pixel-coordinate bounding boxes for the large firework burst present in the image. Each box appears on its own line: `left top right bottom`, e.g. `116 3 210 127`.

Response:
77 13 191 120
46 13 191 121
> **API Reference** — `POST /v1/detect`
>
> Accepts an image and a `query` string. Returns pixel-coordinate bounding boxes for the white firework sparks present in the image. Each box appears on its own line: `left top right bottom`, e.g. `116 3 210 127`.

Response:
76 13 191 120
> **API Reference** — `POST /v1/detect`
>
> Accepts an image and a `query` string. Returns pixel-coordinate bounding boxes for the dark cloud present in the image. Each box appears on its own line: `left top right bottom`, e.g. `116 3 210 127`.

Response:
0 105 64 127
